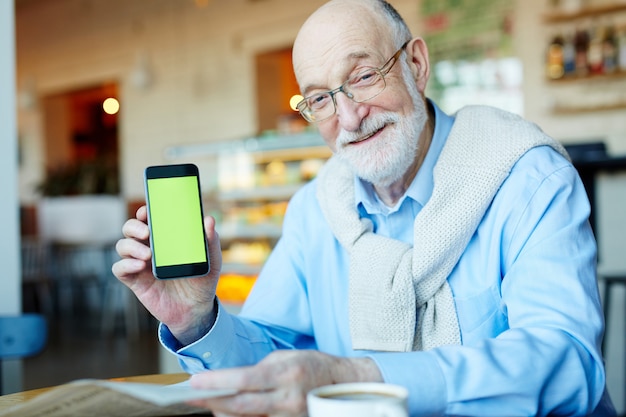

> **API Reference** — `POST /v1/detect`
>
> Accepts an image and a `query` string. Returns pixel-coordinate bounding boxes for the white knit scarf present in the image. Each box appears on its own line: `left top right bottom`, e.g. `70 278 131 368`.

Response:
316 106 569 351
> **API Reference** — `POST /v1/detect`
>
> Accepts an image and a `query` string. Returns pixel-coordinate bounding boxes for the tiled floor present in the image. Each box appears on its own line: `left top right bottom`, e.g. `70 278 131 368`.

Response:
22 289 162 391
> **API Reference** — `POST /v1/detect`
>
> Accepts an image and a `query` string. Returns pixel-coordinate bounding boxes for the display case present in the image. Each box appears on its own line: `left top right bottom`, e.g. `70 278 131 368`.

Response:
165 131 331 304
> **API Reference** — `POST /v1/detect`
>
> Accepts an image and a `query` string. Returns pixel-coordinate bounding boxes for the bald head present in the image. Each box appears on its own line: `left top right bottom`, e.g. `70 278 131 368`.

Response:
294 0 384 50
292 0 411 90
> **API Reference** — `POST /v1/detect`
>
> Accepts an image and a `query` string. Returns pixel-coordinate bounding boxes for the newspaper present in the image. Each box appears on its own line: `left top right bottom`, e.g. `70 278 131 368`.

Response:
0 378 236 417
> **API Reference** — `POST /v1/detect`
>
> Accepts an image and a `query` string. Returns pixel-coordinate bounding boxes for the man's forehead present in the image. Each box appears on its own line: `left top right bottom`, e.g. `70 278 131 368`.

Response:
293 4 392 90
293 0 389 60
294 45 379 93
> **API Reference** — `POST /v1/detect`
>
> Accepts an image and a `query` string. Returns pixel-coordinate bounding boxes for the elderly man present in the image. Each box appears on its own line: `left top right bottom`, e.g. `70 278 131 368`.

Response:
113 0 615 415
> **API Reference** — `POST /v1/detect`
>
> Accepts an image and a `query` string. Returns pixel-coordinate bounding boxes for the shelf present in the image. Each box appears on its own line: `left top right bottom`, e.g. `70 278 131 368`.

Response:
552 101 626 114
218 222 283 240
218 184 304 202
543 3 626 23
547 70 626 83
221 262 263 275
252 146 331 164
164 131 325 160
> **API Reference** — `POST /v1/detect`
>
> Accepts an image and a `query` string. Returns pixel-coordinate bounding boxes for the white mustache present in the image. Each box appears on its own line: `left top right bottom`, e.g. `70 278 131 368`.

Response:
336 113 400 147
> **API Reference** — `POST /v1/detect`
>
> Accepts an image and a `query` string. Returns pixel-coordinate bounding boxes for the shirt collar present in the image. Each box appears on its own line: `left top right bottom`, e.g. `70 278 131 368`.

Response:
354 100 455 214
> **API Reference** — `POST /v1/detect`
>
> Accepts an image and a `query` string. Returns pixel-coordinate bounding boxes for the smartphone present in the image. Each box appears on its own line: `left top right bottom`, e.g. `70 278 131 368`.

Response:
144 163 210 279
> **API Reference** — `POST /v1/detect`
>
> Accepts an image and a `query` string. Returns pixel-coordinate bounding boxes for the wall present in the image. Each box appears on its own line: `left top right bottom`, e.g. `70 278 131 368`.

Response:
1 0 23 394
1 1 19 315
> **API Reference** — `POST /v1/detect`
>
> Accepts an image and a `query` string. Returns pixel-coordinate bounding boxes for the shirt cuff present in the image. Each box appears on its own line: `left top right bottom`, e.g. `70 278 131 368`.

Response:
368 351 447 416
159 299 236 373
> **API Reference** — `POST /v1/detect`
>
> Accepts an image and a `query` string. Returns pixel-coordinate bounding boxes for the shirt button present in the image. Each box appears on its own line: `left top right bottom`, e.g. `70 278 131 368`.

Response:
202 351 212 359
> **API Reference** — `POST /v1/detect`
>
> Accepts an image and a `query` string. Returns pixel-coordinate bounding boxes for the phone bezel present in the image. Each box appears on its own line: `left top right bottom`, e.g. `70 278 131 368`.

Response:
144 163 210 279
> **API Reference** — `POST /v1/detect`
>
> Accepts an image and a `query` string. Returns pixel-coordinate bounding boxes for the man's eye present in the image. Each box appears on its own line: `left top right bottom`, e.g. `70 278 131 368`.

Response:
308 94 331 109
350 70 379 86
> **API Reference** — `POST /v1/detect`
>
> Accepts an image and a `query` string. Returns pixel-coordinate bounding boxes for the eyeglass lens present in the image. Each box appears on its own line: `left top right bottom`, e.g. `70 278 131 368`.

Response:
302 69 386 122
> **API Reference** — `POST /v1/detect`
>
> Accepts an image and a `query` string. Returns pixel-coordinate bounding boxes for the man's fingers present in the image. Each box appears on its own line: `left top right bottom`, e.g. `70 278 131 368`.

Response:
136 205 148 221
188 389 305 417
116 237 152 261
204 216 220 243
111 257 148 280
122 218 150 240
190 366 271 392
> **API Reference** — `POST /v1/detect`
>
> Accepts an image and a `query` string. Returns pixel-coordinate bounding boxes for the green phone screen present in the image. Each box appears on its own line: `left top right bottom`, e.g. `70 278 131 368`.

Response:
146 176 207 267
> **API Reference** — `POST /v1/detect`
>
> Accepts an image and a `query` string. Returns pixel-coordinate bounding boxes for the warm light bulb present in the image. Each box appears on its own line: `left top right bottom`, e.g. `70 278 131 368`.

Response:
289 95 303 111
103 97 120 115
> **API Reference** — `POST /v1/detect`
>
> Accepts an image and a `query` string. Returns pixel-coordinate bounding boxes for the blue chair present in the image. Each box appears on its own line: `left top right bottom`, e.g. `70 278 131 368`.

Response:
0 314 47 394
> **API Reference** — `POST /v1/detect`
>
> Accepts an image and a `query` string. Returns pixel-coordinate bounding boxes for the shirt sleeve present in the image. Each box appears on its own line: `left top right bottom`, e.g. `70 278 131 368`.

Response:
159 185 319 373
369 149 609 416
158 299 277 373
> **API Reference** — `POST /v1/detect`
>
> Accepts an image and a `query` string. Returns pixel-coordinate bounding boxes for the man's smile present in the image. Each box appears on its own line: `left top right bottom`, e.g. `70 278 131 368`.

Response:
348 124 387 145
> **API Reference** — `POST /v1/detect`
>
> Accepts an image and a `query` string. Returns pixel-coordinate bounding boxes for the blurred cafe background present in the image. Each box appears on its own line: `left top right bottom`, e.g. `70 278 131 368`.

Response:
1 0 626 412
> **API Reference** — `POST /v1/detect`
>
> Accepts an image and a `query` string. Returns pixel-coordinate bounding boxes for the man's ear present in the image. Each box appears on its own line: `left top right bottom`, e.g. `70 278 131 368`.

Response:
405 37 430 93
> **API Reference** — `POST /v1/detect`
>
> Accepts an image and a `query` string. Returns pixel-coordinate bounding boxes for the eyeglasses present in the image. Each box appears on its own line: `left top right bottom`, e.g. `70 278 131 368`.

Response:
296 41 410 123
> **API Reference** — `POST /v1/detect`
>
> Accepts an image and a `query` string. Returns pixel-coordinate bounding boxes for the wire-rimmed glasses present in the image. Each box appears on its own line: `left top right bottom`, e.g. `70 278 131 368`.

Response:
296 41 410 123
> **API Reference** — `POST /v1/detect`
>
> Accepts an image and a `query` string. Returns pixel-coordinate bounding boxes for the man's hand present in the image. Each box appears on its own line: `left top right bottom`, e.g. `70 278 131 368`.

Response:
187 350 383 417
112 205 222 345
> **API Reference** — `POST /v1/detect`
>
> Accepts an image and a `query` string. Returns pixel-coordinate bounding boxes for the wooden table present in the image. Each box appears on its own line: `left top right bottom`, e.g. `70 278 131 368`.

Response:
0 373 191 412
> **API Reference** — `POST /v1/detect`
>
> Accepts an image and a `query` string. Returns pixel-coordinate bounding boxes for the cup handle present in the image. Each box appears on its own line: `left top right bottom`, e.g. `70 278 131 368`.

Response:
374 403 408 417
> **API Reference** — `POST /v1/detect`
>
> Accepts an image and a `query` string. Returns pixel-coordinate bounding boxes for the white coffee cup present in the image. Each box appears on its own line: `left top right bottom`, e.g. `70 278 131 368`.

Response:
307 382 409 417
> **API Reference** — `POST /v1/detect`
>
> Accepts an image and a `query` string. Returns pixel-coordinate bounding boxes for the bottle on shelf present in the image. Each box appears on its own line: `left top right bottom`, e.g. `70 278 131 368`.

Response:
587 23 605 75
562 33 576 76
547 32 565 79
574 25 590 76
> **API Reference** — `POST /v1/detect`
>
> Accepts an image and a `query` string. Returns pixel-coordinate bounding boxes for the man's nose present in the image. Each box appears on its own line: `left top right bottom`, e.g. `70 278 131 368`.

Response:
334 93 365 132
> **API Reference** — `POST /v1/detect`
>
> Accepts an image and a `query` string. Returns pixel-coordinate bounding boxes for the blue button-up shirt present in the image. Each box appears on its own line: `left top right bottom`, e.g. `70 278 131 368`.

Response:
161 103 613 416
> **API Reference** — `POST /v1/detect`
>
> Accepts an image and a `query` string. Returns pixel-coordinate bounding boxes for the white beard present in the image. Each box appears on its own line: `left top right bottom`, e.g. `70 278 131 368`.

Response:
334 67 428 187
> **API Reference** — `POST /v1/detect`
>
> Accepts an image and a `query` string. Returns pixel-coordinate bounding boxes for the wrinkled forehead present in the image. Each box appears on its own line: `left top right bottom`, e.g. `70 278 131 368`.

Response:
292 0 394 90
